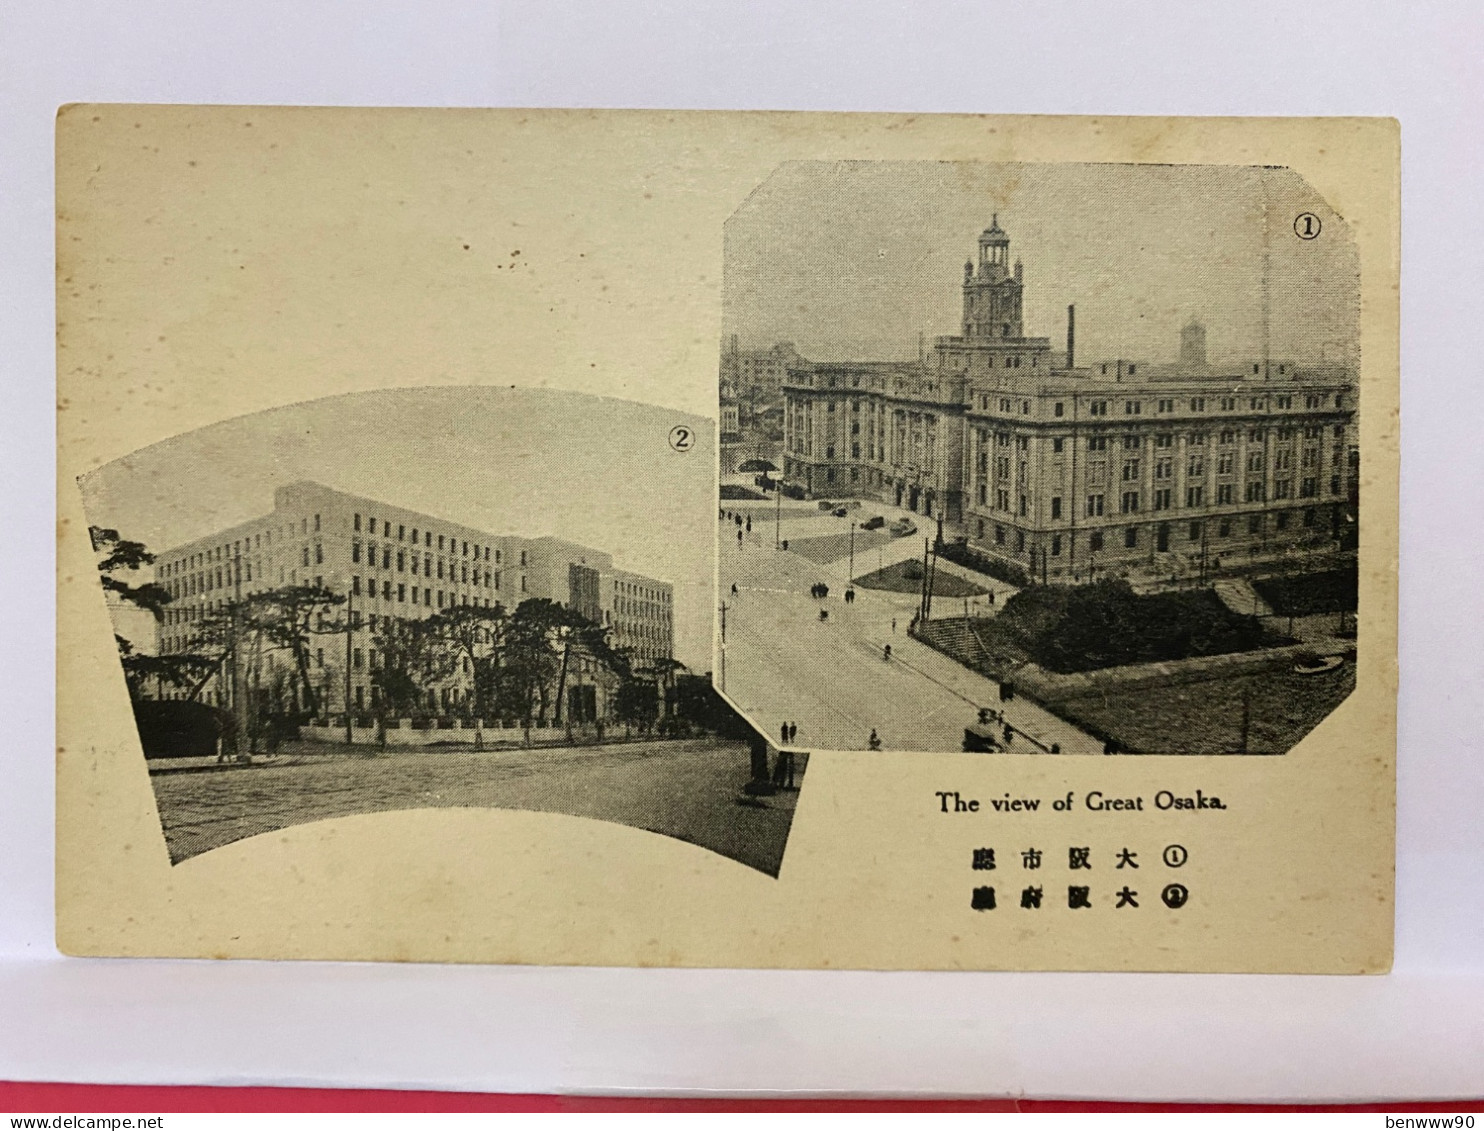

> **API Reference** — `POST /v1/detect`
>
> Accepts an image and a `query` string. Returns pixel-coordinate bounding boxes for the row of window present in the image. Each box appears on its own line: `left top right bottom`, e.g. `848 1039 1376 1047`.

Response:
976 505 1334 556
977 472 1340 521
351 540 510 585
350 574 515 605
351 512 499 561
984 424 1346 453
802 388 1347 425
1078 391 1343 417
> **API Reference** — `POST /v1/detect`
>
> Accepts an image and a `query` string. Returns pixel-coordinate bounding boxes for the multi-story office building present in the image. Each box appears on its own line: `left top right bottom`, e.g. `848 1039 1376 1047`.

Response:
607 569 677 666
781 218 1359 581
152 481 673 714
721 338 804 403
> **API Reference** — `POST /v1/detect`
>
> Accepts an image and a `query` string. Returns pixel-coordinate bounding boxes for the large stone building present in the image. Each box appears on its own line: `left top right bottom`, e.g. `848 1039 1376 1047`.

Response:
782 218 1359 582
152 481 673 716
720 339 796 475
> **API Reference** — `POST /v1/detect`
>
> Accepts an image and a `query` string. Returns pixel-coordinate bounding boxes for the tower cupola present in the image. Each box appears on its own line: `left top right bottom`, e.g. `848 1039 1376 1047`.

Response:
977 213 1011 278
962 216 1024 339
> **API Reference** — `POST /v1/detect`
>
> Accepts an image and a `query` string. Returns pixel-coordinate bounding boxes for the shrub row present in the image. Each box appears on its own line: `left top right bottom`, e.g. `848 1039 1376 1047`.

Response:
936 539 1030 588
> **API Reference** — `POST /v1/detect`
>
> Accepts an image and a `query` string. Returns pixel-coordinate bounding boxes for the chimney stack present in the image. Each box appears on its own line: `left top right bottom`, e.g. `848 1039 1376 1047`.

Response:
1066 304 1076 369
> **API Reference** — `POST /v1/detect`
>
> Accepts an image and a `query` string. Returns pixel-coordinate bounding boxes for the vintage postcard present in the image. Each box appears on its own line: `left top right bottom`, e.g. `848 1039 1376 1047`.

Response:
57 108 1397 971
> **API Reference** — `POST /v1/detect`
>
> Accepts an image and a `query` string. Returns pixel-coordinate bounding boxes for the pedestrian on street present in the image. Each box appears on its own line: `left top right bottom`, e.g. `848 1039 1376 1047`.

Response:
781 721 789 745
868 729 882 751
737 529 744 548
788 722 797 744
731 582 738 597
891 617 897 632
745 516 752 533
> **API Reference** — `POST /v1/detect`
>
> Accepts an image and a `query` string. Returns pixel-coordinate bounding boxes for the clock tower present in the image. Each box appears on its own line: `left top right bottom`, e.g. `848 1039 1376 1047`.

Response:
961 214 1025 340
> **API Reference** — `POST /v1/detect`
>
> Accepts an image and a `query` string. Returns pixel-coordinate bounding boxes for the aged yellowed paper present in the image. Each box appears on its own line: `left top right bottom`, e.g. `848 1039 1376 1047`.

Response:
57 108 1396 971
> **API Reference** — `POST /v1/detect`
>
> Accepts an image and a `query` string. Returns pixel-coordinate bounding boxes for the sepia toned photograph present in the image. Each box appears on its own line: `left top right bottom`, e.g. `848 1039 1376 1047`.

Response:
719 161 1360 756
80 387 800 876
54 107 1396 973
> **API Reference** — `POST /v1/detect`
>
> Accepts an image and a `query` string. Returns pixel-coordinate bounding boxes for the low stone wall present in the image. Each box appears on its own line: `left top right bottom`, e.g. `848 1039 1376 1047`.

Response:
1014 640 1353 704
297 721 571 748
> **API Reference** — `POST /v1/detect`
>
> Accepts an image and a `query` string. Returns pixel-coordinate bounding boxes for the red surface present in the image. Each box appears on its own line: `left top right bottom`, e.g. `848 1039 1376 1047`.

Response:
1 1082 1481 1113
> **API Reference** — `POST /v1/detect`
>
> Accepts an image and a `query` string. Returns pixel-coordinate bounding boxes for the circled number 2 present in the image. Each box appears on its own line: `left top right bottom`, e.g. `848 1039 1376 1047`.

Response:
668 425 694 452
1294 212 1322 240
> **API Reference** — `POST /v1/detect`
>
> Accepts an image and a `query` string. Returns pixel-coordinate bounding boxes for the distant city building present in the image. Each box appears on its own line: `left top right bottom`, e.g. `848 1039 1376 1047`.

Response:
152 481 673 714
720 339 795 476
722 338 804 403
781 218 1358 581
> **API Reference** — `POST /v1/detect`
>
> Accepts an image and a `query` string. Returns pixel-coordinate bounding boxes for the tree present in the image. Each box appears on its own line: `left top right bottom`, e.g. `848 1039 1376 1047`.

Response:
90 527 173 620
427 602 510 748
554 612 629 729
613 676 659 736
90 525 195 701
644 656 689 727
499 599 569 732
371 614 455 724
252 584 346 717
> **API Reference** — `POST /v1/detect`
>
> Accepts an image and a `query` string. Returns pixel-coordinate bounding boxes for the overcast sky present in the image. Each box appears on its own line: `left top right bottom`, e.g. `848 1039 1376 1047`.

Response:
79 387 715 671
722 161 1359 367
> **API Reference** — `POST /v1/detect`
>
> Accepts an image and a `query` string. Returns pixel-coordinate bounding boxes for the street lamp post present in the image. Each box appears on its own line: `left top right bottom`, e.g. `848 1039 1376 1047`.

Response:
717 600 728 691
773 469 782 549
344 580 354 746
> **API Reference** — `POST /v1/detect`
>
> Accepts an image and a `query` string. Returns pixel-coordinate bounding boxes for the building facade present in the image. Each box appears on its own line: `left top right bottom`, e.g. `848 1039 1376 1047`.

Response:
781 219 1359 581
153 481 673 715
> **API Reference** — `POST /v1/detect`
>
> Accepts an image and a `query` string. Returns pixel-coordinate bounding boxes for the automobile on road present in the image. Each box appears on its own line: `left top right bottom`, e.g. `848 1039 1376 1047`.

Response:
890 518 918 537
861 515 885 530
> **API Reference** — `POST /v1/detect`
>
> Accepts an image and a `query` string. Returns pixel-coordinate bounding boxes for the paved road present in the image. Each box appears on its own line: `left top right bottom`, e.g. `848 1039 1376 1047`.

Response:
719 504 1101 755
150 737 797 875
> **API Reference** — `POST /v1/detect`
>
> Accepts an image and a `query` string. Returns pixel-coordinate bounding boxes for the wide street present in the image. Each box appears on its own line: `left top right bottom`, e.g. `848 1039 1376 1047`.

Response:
149 736 797 875
718 491 1102 755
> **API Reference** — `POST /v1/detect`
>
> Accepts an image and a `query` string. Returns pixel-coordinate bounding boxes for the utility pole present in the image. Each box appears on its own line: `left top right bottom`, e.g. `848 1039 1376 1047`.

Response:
848 521 856 583
918 538 931 623
344 580 355 746
717 600 728 691
230 550 248 758
1238 681 1252 754
774 471 782 549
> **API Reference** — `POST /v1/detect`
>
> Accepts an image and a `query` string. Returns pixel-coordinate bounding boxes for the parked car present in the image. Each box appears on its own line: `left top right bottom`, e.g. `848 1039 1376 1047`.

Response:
890 518 918 537
861 515 886 530
832 506 848 517
817 500 835 511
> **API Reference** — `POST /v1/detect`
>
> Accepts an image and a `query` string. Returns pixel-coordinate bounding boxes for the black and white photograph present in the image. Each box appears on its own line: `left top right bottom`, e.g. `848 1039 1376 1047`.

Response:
81 387 800 876
719 162 1360 756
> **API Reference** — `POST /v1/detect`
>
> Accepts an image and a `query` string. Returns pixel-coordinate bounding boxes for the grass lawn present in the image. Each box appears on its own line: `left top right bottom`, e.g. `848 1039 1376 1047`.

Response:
854 558 988 597
786 528 895 565
1253 565 1359 616
1051 661 1355 754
